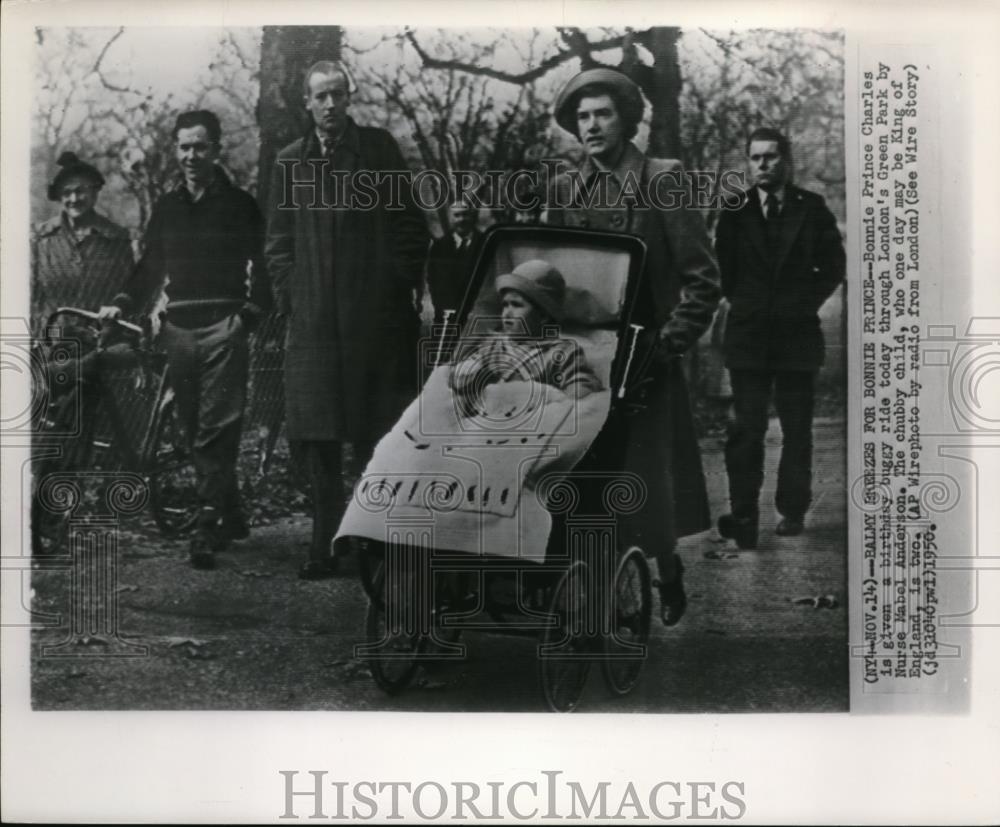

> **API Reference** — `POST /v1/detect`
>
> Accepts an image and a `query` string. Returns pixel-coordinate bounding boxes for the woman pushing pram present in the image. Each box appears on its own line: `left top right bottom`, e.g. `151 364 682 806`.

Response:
335 226 679 710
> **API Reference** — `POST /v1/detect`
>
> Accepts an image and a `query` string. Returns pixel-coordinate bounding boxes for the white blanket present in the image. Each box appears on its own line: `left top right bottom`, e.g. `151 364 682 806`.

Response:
336 363 612 560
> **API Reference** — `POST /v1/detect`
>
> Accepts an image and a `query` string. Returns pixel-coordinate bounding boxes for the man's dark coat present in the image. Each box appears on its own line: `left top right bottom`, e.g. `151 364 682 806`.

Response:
425 229 484 325
714 185 845 371
266 118 429 442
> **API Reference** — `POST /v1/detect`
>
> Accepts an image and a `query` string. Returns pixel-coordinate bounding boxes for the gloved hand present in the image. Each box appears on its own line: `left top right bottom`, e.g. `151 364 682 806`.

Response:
239 303 263 334
654 327 682 365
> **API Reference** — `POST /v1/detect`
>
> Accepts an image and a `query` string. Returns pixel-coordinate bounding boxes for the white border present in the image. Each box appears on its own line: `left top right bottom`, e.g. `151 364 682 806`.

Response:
3 1 1000 823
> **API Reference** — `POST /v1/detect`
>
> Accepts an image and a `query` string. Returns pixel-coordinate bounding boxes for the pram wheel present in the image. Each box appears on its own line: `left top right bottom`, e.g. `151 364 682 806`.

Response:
363 551 426 695
357 539 384 601
601 546 652 696
538 559 594 712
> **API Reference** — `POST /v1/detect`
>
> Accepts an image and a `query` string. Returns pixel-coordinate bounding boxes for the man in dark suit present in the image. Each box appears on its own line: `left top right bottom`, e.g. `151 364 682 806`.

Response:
425 197 482 326
714 127 845 548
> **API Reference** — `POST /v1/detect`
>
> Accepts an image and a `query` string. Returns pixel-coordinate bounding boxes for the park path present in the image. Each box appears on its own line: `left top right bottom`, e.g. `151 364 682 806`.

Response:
30 417 848 712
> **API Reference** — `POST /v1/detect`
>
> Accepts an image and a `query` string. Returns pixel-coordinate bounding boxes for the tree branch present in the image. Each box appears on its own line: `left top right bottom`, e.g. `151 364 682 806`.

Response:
403 27 629 84
696 29 780 81
91 27 141 94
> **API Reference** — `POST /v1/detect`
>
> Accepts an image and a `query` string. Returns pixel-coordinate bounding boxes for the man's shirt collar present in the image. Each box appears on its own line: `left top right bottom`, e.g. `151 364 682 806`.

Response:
315 128 338 155
174 165 231 202
312 117 360 158
756 185 785 209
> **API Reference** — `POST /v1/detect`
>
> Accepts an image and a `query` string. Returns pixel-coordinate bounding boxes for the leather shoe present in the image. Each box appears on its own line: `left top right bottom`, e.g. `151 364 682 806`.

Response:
221 510 250 542
196 507 230 552
775 517 804 537
656 559 687 627
298 557 339 580
717 513 758 549
188 536 216 570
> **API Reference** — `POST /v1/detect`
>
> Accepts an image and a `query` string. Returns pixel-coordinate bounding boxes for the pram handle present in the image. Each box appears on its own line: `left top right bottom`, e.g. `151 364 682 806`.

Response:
618 324 671 410
617 324 644 399
433 308 458 366
164 298 246 312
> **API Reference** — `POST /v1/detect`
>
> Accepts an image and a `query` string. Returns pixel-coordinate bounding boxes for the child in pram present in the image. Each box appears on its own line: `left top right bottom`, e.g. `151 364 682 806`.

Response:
448 258 603 419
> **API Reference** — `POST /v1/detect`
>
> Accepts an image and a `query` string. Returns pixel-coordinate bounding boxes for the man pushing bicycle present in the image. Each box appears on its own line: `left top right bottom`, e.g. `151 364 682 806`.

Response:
99 110 272 570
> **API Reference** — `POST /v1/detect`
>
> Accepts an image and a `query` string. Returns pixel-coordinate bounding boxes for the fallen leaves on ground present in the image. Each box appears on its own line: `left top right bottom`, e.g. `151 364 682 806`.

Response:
704 549 739 560
791 595 838 609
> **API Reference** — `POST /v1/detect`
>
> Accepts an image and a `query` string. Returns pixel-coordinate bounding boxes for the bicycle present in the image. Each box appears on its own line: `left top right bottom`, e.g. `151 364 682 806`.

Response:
31 307 199 555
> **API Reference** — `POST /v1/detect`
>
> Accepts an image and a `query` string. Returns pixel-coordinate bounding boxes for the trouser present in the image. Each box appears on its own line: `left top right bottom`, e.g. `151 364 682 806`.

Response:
724 369 816 522
293 439 375 560
159 315 249 529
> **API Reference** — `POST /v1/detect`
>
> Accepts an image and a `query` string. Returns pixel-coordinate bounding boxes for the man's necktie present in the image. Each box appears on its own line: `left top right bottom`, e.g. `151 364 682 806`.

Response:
764 193 780 252
764 192 779 222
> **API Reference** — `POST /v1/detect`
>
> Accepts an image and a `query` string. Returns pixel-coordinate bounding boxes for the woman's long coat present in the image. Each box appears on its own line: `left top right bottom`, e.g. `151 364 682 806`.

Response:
31 211 134 335
547 143 721 550
266 119 430 443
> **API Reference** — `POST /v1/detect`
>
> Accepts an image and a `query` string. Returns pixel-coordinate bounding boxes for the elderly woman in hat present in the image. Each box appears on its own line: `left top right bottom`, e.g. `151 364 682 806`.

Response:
31 151 134 337
449 259 602 417
547 68 722 627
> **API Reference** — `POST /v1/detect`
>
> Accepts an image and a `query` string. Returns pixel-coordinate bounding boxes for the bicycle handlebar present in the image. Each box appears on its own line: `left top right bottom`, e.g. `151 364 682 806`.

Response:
165 298 245 312
43 307 145 346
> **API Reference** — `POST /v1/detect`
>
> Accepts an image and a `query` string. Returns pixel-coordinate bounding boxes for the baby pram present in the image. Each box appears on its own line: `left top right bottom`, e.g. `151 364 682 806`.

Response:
336 226 662 711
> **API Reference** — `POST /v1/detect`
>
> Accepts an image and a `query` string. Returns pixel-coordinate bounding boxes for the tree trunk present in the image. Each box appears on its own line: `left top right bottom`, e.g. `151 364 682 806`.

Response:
256 26 342 210
644 27 682 159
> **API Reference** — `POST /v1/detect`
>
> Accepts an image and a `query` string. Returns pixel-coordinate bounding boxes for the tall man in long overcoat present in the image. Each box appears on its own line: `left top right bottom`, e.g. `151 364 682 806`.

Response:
714 127 845 548
546 68 721 625
266 61 429 579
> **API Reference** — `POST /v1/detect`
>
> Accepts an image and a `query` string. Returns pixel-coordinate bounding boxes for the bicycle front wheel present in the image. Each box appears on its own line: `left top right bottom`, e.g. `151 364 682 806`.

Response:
147 395 199 537
31 389 97 557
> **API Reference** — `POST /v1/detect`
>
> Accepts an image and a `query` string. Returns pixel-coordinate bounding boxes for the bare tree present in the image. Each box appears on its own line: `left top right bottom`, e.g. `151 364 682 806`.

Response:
400 26 685 159
346 29 564 231
680 29 846 227
33 27 265 230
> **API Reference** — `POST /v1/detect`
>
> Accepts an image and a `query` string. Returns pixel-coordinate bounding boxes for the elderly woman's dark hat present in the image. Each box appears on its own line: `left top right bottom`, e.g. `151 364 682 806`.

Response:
47 151 106 201
553 67 645 137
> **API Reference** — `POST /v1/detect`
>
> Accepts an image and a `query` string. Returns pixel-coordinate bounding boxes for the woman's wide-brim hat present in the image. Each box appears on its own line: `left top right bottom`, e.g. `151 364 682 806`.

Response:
495 259 567 322
553 67 645 136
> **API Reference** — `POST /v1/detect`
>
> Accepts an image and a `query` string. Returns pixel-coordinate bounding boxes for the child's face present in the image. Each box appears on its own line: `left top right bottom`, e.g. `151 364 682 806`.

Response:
500 289 546 336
